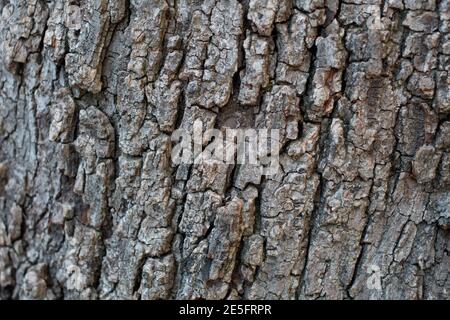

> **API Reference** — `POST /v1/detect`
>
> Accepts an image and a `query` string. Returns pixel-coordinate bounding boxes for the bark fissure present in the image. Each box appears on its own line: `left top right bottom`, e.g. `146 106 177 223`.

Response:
0 0 449 300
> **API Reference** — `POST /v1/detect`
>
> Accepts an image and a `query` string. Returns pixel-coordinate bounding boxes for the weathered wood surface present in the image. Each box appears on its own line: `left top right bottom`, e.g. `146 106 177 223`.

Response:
0 0 449 299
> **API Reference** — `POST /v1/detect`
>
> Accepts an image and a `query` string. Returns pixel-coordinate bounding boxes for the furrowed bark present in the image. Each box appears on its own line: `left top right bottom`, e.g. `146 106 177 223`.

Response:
0 0 449 300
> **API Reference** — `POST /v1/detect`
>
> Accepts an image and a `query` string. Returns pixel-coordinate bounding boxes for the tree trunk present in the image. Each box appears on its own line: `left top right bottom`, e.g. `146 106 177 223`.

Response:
0 0 449 300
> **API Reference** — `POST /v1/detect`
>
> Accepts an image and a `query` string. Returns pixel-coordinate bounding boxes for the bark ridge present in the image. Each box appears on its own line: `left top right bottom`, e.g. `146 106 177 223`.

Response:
0 0 449 300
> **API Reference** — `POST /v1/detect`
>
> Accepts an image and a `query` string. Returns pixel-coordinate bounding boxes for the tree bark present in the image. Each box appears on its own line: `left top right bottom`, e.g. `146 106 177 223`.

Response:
0 0 449 300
